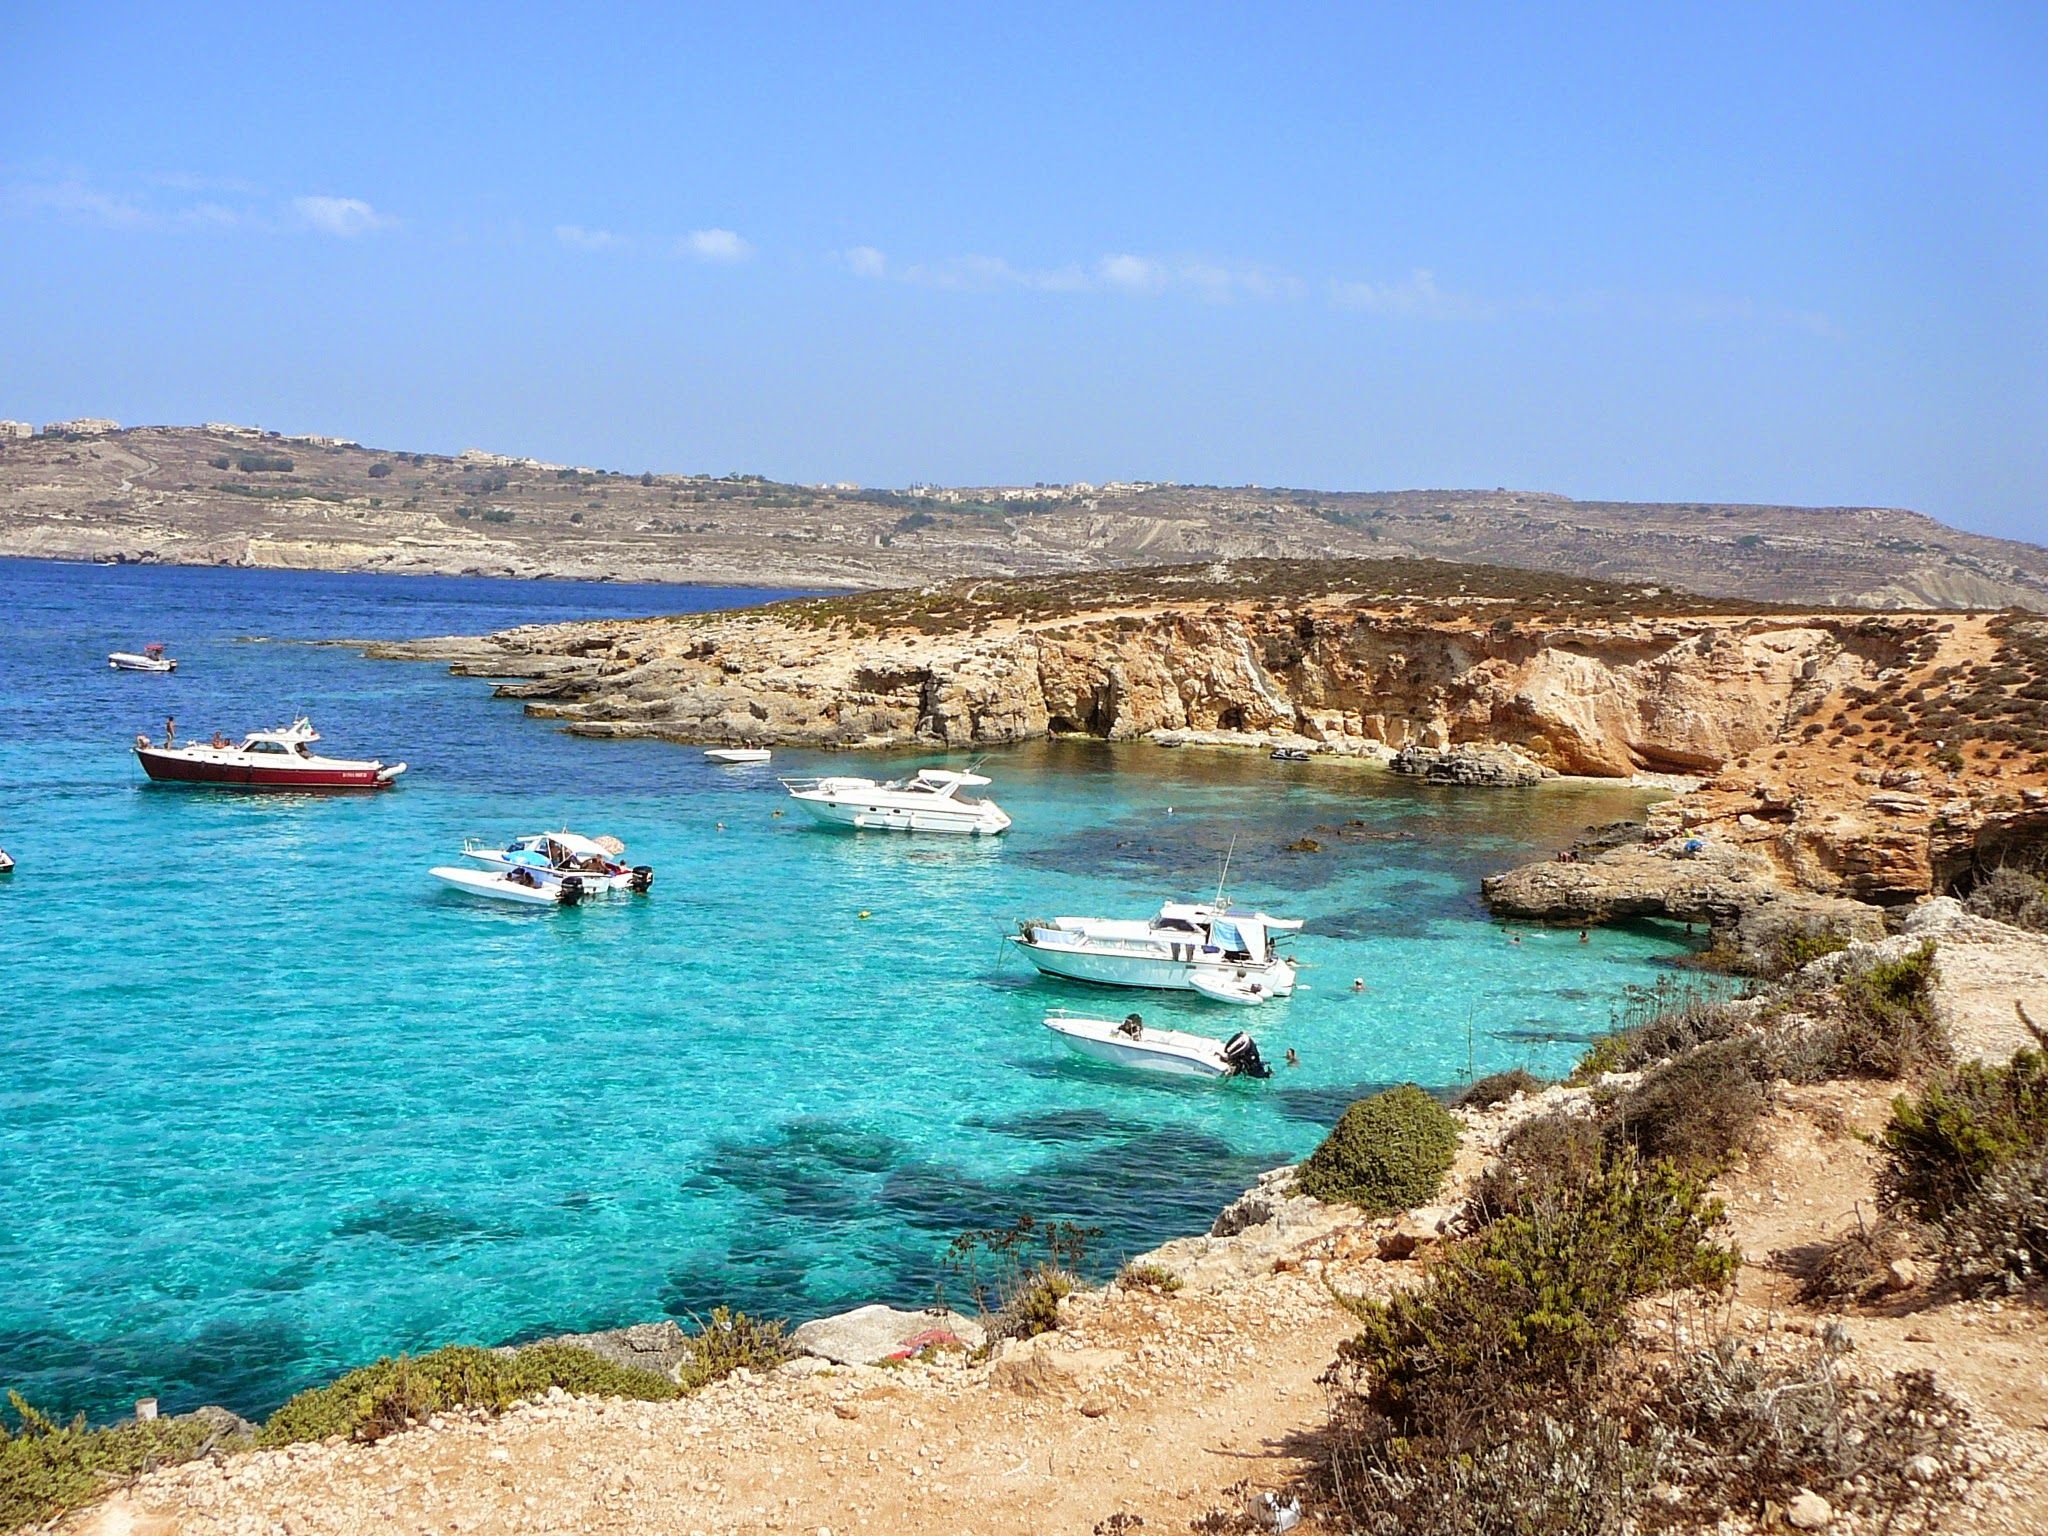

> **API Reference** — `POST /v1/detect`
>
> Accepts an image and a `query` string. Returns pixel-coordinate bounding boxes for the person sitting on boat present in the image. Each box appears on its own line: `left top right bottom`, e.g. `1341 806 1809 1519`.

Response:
509 866 540 888
210 732 229 749
1117 1013 1144 1040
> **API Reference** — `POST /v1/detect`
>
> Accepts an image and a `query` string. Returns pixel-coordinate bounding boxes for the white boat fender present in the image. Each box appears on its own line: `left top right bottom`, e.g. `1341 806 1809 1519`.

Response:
1221 1032 1272 1078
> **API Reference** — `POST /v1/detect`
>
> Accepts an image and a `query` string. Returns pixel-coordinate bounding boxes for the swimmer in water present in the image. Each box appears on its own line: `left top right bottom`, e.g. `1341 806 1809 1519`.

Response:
1285 1048 1299 1068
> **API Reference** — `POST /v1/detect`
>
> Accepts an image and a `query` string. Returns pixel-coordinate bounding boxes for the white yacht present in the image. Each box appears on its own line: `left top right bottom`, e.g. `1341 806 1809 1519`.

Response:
460 831 653 894
1013 900 1301 1000
779 767 1011 836
1042 1012 1272 1079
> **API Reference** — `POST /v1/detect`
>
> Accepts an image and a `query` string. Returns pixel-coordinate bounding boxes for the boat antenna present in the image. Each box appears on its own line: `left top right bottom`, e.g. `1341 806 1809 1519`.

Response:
1215 832 1237 907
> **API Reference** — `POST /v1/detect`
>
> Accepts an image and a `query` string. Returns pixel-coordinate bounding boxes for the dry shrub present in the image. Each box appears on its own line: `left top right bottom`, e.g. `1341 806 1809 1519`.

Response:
1467 1111 1604 1225
1615 997 1740 1070
1937 1145 2048 1295
1793 1211 1917 1304
1608 1039 1770 1174
1815 942 1947 1078
1879 1048 2048 1221
1649 1336 1966 1526
1963 867 2048 933
1452 1068 1547 1111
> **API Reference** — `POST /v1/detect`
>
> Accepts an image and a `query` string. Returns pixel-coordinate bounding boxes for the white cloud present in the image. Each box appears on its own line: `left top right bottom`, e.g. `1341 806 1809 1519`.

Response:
291 195 392 237
844 245 888 279
176 202 246 229
1328 269 1486 319
682 227 753 263
555 223 624 252
1096 253 1167 293
1 178 147 228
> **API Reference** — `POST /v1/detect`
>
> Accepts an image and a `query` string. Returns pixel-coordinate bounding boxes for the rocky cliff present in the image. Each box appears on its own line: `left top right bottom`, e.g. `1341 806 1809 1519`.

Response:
369 559 2048 910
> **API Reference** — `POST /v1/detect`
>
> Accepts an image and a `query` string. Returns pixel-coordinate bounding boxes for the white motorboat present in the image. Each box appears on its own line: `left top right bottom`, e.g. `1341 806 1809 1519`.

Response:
460 831 653 894
1042 1012 1272 1079
110 643 176 673
779 767 1011 835
0 848 13 875
705 747 772 765
429 865 591 906
1013 901 1301 1000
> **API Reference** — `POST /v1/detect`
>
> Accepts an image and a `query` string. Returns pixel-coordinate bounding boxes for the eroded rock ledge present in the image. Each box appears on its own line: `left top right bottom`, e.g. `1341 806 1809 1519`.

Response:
366 563 2048 908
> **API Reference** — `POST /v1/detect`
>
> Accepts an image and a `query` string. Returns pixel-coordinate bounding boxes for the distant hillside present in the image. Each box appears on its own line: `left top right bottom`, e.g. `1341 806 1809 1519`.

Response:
1 424 2042 609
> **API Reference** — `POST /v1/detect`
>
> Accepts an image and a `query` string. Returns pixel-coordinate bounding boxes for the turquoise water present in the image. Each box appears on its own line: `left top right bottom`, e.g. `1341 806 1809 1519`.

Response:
0 557 1690 1422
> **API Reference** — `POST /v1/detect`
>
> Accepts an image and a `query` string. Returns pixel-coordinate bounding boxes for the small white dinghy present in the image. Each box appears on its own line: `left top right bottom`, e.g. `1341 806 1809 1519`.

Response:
705 747 772 765
110 643 176 673
1042 1012 1272 1079
1188 969 1279 1006
429 865 591 906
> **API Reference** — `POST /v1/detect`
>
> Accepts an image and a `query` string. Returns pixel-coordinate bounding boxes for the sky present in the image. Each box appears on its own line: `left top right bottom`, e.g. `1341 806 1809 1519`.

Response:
1 3 2044 541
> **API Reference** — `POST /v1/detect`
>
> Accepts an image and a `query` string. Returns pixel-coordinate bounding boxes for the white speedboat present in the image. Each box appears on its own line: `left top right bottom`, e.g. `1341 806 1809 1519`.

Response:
110 643 176 673
1013 901 1301 1000
779 767 1011 835
1043 1012 1272 1079
429 865 591 906
705 747 772 765
460 831 653 894
0 847 13 875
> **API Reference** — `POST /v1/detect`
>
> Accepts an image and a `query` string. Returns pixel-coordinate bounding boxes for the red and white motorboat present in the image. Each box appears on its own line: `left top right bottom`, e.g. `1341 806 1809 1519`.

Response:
110 643 176 673
134 717 407 790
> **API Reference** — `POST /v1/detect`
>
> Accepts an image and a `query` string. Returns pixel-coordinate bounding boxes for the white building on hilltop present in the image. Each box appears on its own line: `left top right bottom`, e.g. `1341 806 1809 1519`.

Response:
0 420 33 441
43 417 120 436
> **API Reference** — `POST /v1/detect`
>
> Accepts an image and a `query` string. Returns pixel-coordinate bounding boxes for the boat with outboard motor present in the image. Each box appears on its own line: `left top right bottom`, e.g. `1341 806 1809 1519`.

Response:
459 831 653 894
1042 1011 1272 1079
779 767 1011 835
134 717 405 790
1012 899 1301 1000
430 864 593 906
705 747 772 765
110 643 176 673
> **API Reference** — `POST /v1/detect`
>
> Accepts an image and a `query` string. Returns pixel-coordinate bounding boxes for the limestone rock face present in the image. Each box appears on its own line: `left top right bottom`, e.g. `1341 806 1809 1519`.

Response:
530 1320 695 1382
788 1304 984 1366
1389 742 1556 787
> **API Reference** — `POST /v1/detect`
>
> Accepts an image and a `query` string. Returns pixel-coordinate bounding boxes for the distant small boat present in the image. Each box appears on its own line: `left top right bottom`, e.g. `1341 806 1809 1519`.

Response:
110 643 176 673
705 747 772 765
1043 1012 1271 1079
0 848 13 875
430 865 589 906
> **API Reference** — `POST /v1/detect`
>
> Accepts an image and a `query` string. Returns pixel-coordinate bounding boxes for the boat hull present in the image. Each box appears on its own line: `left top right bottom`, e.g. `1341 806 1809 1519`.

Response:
705 748 772 764
1042 1017 1232 1078
136 749 402 790
109 655 176 673
790 794 1008 836
1013 936 1294 996
429 867 569 905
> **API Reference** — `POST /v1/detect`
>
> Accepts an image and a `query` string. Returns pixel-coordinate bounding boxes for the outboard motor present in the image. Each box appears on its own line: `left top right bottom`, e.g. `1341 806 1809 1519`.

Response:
1221 1032 1271 1079
629 864 655 894
558 875 585 907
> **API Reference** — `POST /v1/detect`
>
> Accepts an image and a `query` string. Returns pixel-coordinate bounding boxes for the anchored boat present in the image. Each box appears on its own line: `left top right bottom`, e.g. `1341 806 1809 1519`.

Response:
1043 1012 1272 1079
109 643 176 673
134 717 405 790
779 767 1011 836
430 865 591 906
1013 900 1301 1001
459 831 653 894
705 747 772 765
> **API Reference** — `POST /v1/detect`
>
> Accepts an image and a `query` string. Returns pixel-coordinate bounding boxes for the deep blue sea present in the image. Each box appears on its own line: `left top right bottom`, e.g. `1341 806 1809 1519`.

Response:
0 556 1693 1422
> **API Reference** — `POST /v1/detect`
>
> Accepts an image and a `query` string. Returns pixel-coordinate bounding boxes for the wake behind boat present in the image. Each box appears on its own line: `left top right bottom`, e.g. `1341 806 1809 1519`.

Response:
1013 900 1302 1001
134 717 405 790
779 767 1011 835
1043 1011 1272 1079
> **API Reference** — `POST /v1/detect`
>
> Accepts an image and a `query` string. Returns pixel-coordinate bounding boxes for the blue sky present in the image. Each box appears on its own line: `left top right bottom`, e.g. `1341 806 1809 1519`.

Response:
2 3 2043 540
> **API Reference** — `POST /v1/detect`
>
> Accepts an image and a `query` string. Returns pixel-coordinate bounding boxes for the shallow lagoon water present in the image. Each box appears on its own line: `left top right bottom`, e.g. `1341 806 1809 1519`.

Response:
0 558 1691 1419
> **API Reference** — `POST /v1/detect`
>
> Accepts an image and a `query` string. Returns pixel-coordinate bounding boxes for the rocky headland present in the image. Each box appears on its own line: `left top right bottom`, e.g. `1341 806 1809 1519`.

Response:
366 558 2048 929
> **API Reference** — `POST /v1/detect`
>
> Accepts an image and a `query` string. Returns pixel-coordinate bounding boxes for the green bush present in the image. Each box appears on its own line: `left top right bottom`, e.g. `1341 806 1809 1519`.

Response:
1880 1049 2048 1222
367 460 393 478
1116 1260 1183 1294
479 507 514 525
1567 1032 1629 1084
1338 1154 1734 1418
1 1395 242 1529
1297 1085 1461 1213
673 1308 791 1390
235 451 293 473
1830 943 1945 1077
1452 1068 1546 1111
1609 1038 1770 1174
1776 924 1850 974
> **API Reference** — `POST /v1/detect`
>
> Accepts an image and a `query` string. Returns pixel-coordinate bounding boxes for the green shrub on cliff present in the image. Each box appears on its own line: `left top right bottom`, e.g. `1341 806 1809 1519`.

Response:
1297 1085 1460 1213
1880 1048 2048 1223
1609 1038 1771 1174
1 1393 241 1529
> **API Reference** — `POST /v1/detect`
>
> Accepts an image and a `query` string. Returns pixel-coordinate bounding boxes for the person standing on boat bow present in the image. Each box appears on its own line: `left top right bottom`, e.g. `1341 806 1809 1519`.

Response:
164 716 176 748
